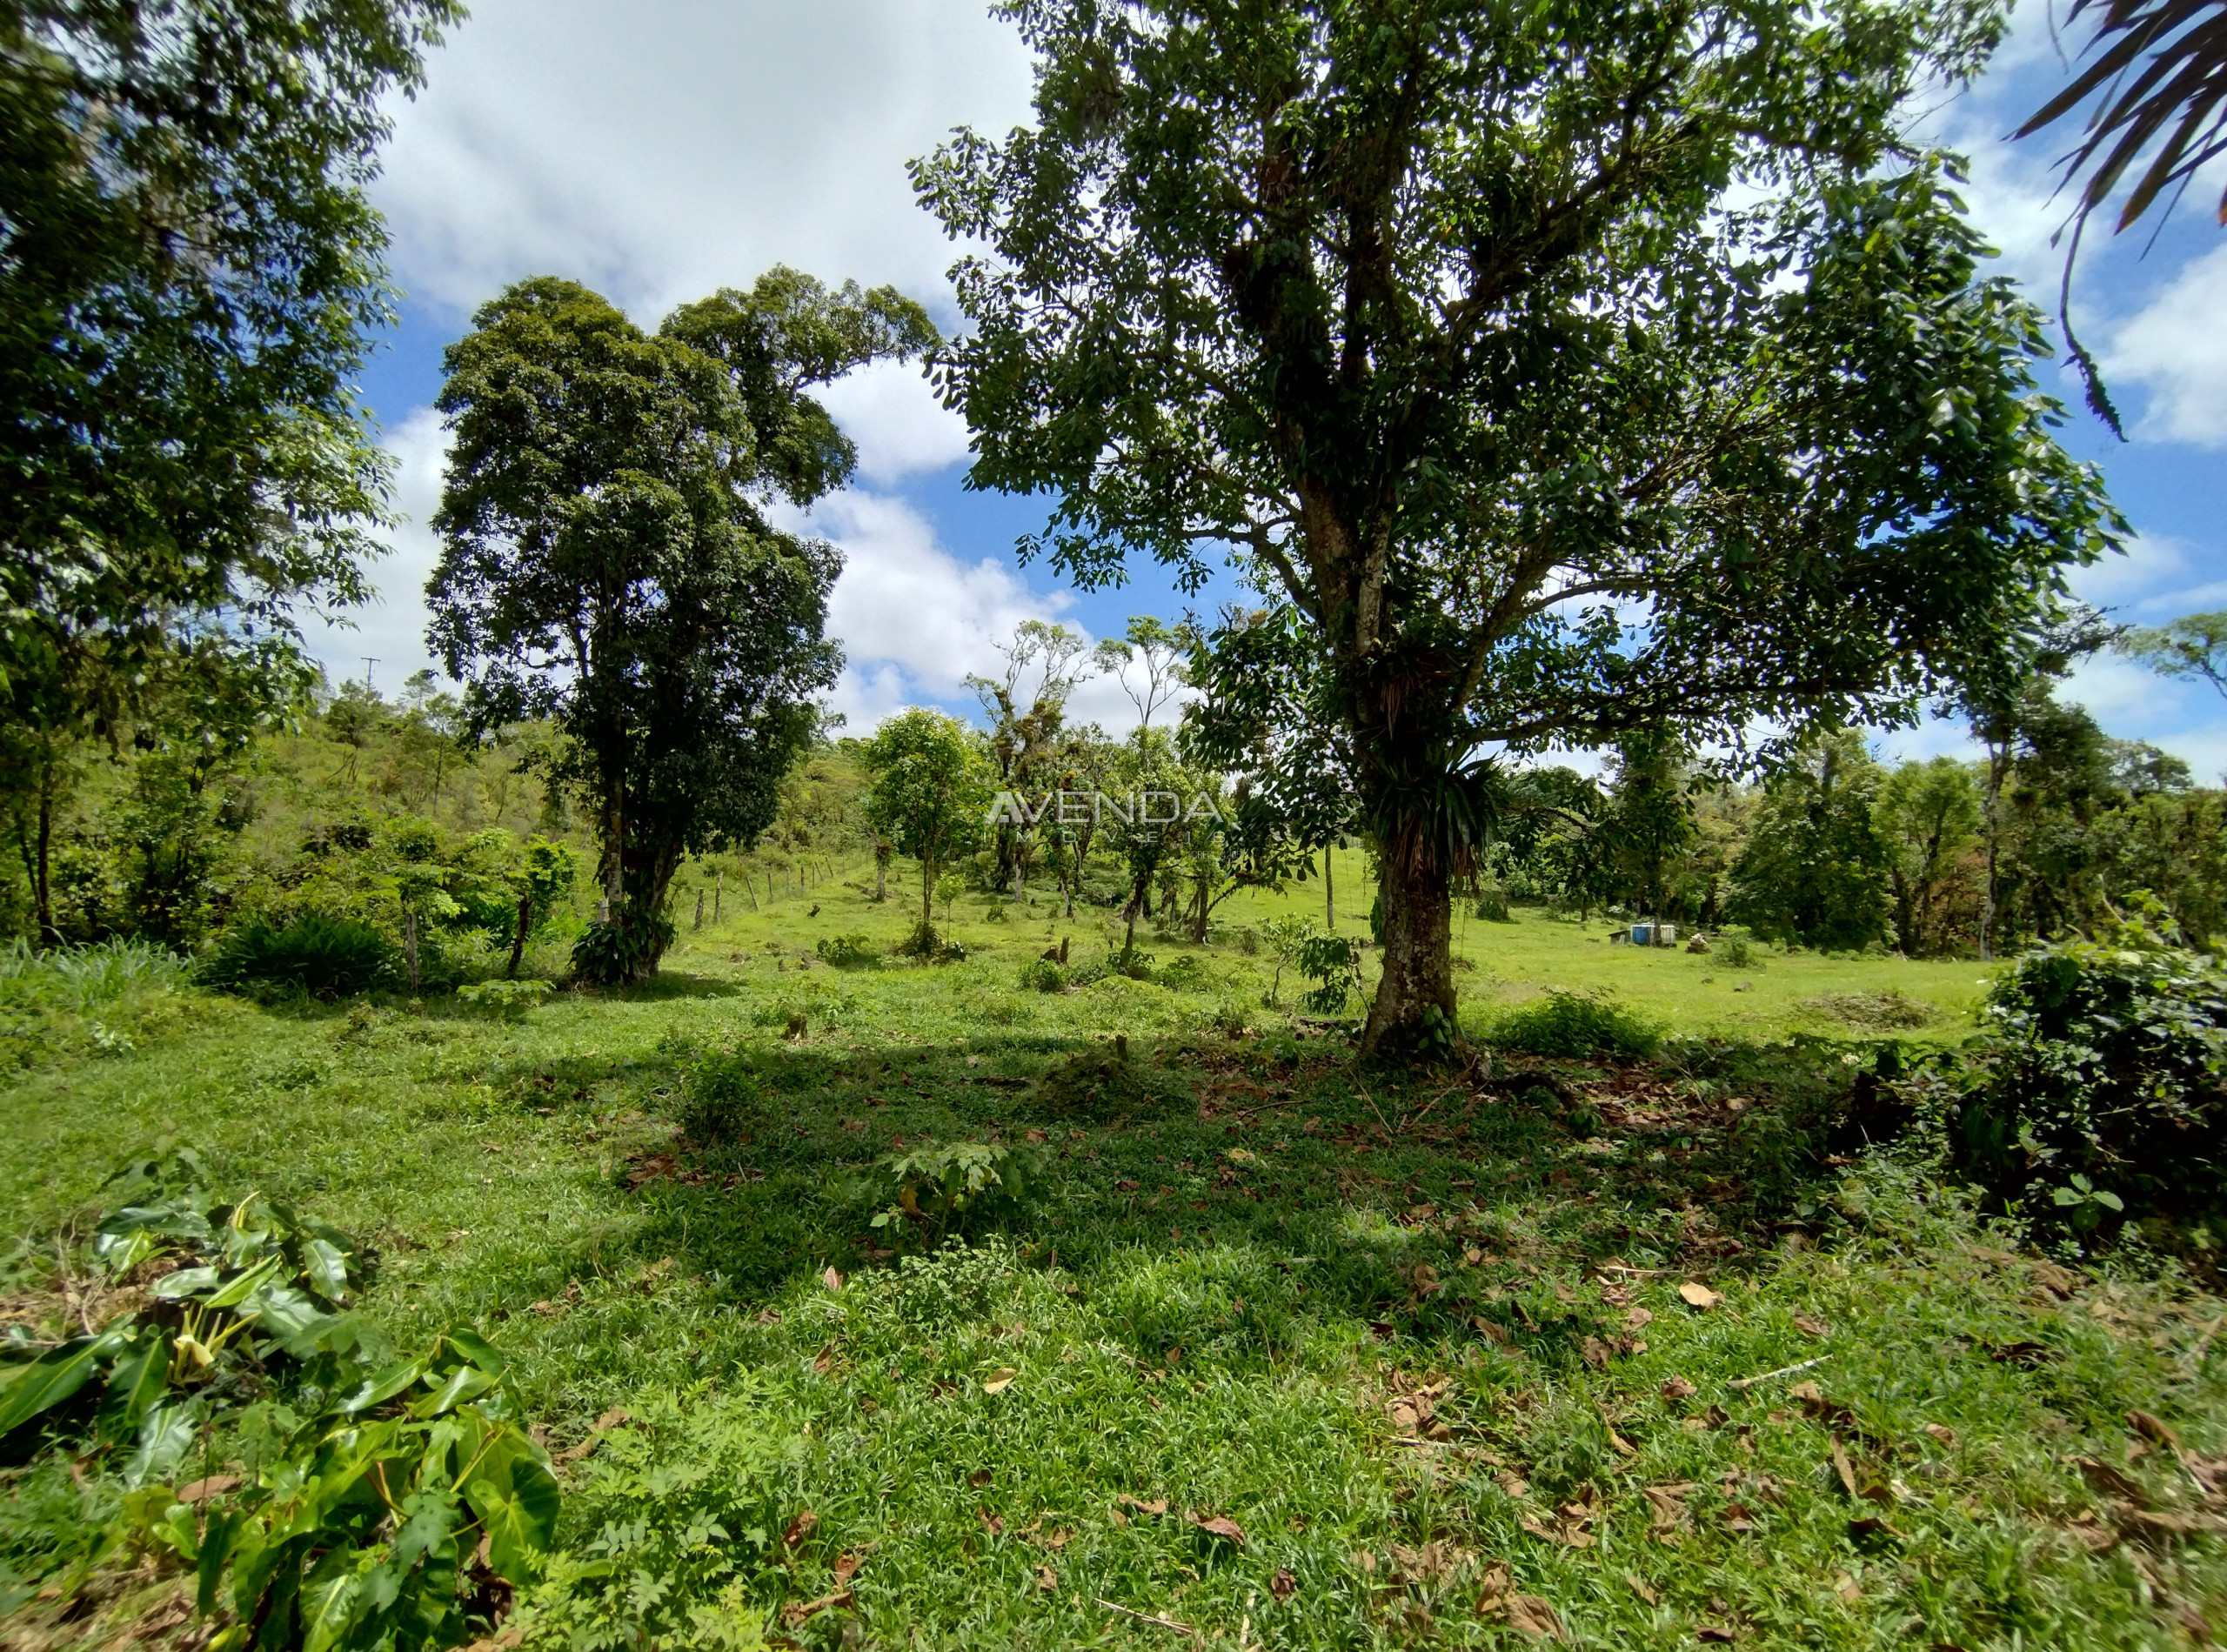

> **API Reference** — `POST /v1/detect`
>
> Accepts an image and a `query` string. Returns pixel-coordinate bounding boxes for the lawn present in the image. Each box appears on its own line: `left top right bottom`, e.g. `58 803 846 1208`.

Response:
3 866 2223 1650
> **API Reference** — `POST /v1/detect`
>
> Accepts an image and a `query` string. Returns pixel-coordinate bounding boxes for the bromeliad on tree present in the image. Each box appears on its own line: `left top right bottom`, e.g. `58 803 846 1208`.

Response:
915 0 2124 1054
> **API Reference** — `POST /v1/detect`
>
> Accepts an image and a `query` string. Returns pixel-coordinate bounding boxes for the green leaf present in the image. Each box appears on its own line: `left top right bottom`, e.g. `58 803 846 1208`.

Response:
2092 1189 2125 1212
300 1239 352 1303
412 1363 497 1418
97 1327 172 1442
149 1267 223 1301
197 1511 244 1615
124 1399 201 1488
465 1450 560 1587
202 1254 287 1310
335 1358 426 1415
0 1328 125 1435
298 1546 364 1652
440 1325 506 1377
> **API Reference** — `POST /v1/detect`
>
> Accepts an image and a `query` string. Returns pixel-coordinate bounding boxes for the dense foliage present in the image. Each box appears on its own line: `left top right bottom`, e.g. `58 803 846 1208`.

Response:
1936 908 2227 1237
429 272 932 980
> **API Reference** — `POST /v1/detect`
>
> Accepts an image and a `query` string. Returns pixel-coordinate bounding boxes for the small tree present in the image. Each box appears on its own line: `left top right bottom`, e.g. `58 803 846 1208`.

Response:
1876 758 1983 955
2120 613 2227 706
1730 732 1893 951
863 710 993 949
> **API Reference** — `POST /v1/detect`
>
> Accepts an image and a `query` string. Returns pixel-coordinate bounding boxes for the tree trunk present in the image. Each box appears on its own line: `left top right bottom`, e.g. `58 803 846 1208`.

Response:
1361 822 1455 1055
1979 739 2005 961
694 888 705 930
508 897 532 979
1324 842 1335 932
715 869 724 920
921 855 936 930
403 909 421 993
34 768 57 950
875 853 886 902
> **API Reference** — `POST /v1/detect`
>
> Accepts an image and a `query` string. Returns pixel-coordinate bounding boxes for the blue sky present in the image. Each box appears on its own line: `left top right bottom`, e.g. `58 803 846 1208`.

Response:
317 0 2227 769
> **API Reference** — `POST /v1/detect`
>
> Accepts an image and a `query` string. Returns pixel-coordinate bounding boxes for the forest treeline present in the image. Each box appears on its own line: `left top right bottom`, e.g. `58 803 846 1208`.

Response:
9 611 2222 973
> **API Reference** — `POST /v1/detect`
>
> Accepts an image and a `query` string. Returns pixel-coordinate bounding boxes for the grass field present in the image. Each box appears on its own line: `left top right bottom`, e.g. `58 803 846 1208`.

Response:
5 862 2224 1650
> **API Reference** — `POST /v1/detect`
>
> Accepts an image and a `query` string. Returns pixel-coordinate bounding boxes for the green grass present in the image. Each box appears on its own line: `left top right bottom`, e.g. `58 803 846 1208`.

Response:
3 869 2223 1650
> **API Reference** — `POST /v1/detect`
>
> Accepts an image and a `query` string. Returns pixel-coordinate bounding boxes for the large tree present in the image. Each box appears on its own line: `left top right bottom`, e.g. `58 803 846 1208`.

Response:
429 273 933 980
916 0 2122 1053
1 0 453 718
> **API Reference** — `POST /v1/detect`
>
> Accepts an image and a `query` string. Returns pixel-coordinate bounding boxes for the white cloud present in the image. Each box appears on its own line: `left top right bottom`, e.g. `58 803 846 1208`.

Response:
301 406 451 691
372 0 1033 322
2070 531 2191 608
2106 245 2227 447
815 359 973 485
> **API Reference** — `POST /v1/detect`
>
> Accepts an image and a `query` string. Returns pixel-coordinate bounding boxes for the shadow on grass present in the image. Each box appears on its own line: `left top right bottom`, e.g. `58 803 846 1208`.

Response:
483 1028 1880 1384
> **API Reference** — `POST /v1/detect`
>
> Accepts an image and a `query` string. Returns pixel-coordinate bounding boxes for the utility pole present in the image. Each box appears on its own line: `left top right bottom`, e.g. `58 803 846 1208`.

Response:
361 657 379 697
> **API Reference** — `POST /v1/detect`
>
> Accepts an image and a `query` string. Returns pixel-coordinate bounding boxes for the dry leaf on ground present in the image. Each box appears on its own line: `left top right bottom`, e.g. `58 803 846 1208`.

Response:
177 1475 241 1503
1793 1314 1831 1338
833 1552 864 1587
1036 1565 1058 1591
821 1267 844 1292
981 1368 1018 1395
781 1509 817 1549
1923 1423 1956 1448
1188 1511 1245 1547
1506 1595 1564 1641
1679 1281 1722 1309
1661 1374 1697 1401
1271 1567 1297 1600
780 1588 852 1629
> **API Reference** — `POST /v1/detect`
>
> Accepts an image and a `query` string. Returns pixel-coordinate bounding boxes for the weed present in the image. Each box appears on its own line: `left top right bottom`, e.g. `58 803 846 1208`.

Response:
815 933 882 969
201 914 393 999
1490 989 1662 1059
869 1141 1037 1246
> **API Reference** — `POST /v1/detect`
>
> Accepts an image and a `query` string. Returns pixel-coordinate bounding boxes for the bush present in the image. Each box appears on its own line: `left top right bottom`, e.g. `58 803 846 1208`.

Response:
203 913 394 998
456 977 552 1019
1019 958 1067 993
869 1140 1038 1247
571 914 675 986
1473 886 1513 922
1939 912 2227 1235
679 1049 766 1142
1489 990 1662 1060
816 933 882 969
1160 953 1209 989
1294 933 1363 1016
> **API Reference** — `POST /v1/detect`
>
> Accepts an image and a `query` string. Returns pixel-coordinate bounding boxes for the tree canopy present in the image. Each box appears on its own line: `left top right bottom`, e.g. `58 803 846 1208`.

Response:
428 272 934 980
915 0 2121 1051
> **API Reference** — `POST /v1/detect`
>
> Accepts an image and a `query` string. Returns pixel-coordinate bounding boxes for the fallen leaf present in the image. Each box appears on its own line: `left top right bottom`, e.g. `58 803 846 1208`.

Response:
976 1508 1004 1536
1188 1511 1245 1547
1679 1281 1722 1309
1830 1438 1858 1498
781 1509 818 1550
1271 1566 1297 1600
1116 1495 1168 1516
1643 1482 1693 1542
1036 1565 1057 1591
1722 1502 1755 1534
756 1308 783 1326
1923 1422 1957 1447
1835 1572 1862 1605
1473 1315 1511 1345
1793 1314 1830 1338
1698 1624 1738 1642
176 1475 241 1503
1496 1469 1530 1500
2029 1259 2079 1298
1505 1595 1564 1641
1474 1559 1512 1611
967 1468 993 1488
593 1407 632 1431
779 1588 852 1629
2117 1507 2227 1536
1039 1528 1073 1550
1661 1374 1697 1401
1581 1335 1612 1369
2078 1457 2146 1503
1626 1305 1654 1331
2128 1410 2182 1452
981 1368 1019 1395
1627 1573 1659 1604
833 1551 864 1587
822 1267 845 1293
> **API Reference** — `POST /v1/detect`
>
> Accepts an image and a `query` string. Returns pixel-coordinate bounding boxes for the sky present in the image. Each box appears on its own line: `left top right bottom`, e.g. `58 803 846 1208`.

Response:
311 0 2227 771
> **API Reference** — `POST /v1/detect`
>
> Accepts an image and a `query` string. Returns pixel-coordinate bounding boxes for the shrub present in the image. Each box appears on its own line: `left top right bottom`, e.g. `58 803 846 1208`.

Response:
1019 958 1067 993
815 933 882 969
1294 933 1363 1016
1716 925 1761 969
203 914 394 998
1160 953 1209 989
1473 886 1513 921
570 913 675 986
457 977 552 1019
1234 926 1261 956
1938 911 2227 1235
1110 945 1157 981
681 1050 766 1142
1489 990 1662 1060
869 1140 1038 1246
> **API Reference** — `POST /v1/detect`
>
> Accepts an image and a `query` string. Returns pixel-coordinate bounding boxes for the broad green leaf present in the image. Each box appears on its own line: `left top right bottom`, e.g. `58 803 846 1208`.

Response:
124 1399 202 1488
150 1267 222 1301
391 1488 458 1574
97 1327 171 1442
0 1328 125 1435
298 1545 364 1652
300 1239 351 1302
412 1363 497 1418
465 1449 560 1586
441 1325 505 1377
240 1284 335 1353
197 1510 244 1615
335 1358 425 1415
202 1254 286 1310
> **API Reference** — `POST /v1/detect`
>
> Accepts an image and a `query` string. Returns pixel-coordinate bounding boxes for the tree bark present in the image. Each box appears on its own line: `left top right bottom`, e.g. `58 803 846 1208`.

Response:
33 767 57 950
1361 820 1456 1055
508 897 532 978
